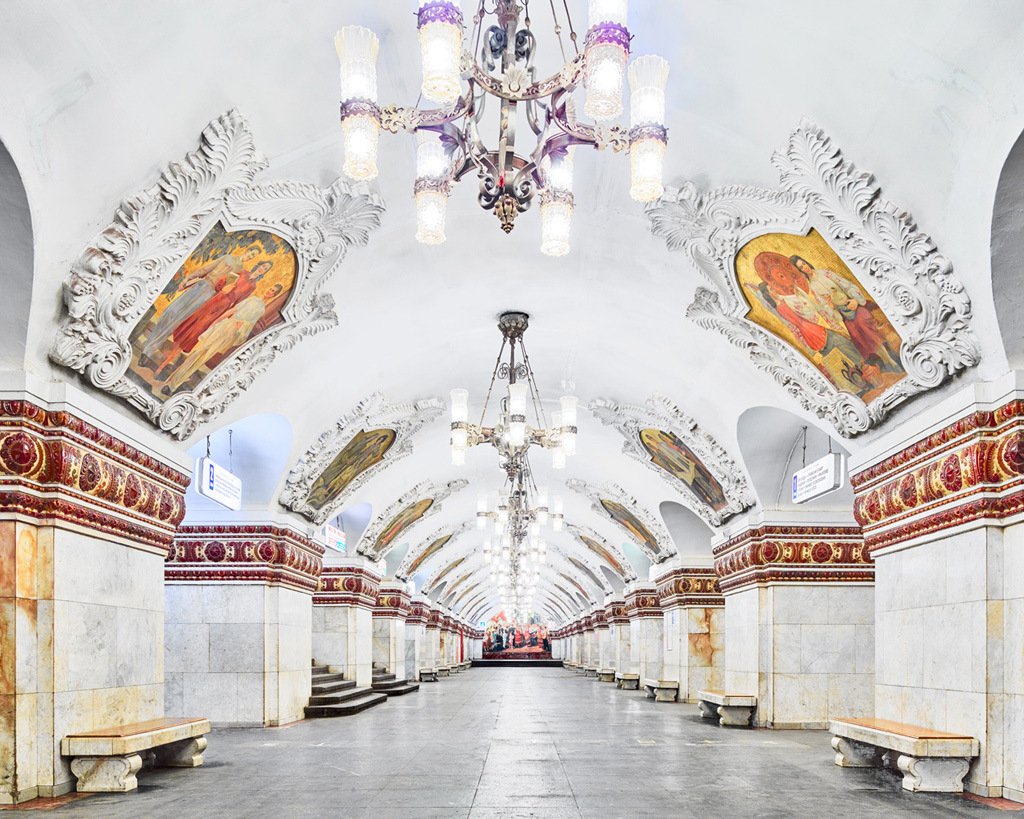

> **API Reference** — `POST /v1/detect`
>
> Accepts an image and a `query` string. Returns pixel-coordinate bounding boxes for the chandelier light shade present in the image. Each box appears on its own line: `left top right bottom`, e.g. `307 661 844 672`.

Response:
415 187 448 245
627 55 669 202
336 27 382 181
539 147 575 256
584 0 630 122
418 0 464 104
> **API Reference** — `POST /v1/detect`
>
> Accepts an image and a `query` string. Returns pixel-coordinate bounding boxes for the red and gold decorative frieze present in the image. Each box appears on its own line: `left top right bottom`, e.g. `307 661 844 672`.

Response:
852 399 1024 552
407 600 430 626
656 567 724 607
314 565 380 607
605 601 629 626
374 582 412 618
580 614 594 632
168 524 324 593
425 608 442 630
0 400 189 553
625 585 662 619
592 609 609 630
712 524 871 593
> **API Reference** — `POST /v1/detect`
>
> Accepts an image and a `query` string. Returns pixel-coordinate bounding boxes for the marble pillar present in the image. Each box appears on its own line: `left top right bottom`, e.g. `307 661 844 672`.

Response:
851 374 1024 801
0 387 190 803
581 614 596 667
425 605 441 669
405 596 430 674
714 513 874 729
311 557 381 687
593 609 611 670
373 582 411 679
627 583 664 681
607 596 631 674
654 565 725 701
164 519 322 727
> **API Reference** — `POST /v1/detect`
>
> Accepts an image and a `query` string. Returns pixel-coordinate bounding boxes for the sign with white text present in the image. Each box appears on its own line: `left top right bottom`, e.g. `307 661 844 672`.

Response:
322 523 346 553
792 453 845 504
196 457 242 511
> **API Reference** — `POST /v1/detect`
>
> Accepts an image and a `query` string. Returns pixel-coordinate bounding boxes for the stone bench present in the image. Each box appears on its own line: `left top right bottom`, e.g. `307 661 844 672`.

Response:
697 690 756 726
574 665 589 675
614 672 640 690
643 679 680 703
830 718 980 793
598 668 616 683
61 717 210 793
585 666 599 678
418 667 438 682
437 666 451 677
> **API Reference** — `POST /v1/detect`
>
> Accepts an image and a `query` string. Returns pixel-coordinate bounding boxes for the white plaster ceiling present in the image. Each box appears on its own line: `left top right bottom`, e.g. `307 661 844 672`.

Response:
2 0 1024 621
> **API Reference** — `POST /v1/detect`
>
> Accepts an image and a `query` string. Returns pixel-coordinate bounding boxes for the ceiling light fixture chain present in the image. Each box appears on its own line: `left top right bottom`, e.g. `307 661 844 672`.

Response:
335 0 670 253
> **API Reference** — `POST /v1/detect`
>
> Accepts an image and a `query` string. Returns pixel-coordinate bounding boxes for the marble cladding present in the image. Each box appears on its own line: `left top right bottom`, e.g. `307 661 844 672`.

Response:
629 616 664 681
311 603 372 686
663 606 724 702
723 583 874 729
405 621 427 672
1 524 164 803
164 584 311 727
373 616 406 679
611 623 631 673
874 524 1024 798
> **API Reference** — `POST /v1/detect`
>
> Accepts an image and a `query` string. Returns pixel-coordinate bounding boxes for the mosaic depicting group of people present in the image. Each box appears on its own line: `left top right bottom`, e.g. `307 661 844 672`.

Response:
484 623 551 654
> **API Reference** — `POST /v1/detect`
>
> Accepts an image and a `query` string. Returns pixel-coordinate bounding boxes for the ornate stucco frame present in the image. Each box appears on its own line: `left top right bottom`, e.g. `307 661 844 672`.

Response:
355 479 468 559
565 478 677 563
646 118 979 437
395 520 475 581
565 522 637 583
50 108 386 439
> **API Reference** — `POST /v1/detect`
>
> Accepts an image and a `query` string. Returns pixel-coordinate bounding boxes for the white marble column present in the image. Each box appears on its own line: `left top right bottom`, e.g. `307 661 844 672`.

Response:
627 583 664 680
425 604 441 669
606 595 631 674
165 517 322 728
372 581 410 680
653 564 725 701
311 556 381 687
715 512 874 729
851 373 1024 800
0 384 190 804
582 614 597 667
594 609 612 670
405 596 430 676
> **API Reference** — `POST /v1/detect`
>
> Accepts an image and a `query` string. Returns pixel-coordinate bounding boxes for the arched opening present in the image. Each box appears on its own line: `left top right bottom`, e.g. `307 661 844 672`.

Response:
992 127 1024 369
0 139 33 370
659 500 714 562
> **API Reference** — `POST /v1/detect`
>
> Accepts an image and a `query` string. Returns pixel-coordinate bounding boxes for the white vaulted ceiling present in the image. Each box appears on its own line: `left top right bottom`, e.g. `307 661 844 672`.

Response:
2 1 1024 621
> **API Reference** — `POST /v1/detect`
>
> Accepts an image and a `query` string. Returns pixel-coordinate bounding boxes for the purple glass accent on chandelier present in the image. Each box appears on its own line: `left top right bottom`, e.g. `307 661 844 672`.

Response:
418 1 464 29
629 124 668 145
584 22 631 55
340 100 382 120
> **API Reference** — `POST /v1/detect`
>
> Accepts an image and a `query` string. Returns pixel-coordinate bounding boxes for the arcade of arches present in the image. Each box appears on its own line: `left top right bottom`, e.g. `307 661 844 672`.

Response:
2 2 1024 815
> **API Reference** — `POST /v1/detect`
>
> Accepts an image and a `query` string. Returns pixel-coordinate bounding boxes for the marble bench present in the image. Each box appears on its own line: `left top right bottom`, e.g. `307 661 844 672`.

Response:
585 666 599 678
574 665 589 675
437 666 451 677
61 717 210 793
643 679 680 702
697 690 756 726
615 672 640 690
830 718 980 793
418 667 438 682
598 668 616 683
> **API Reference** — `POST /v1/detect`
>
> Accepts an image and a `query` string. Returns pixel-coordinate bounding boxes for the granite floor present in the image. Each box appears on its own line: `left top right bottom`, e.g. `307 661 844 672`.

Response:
23 666 1014 818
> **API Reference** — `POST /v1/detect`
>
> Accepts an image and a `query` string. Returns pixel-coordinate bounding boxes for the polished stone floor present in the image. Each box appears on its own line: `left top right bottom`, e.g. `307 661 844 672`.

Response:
30 667 1012 818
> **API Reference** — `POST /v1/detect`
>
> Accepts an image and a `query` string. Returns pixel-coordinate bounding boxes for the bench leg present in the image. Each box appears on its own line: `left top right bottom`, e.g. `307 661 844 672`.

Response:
156 736 207 768
896 755 971 792
698 700 717 719
717 705 753 727
622 679 639 690
644 686 656 699
831 736 884 768
653 687 677 703
70 754 142 793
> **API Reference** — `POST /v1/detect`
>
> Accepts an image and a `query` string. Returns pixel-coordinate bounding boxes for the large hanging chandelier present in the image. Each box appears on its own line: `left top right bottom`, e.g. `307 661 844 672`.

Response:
450 311 574 616
334 0 669 254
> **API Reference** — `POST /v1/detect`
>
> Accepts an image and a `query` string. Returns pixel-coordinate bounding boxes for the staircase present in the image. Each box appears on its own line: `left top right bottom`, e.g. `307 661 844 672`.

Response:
371 663 420 697
304 662 387 718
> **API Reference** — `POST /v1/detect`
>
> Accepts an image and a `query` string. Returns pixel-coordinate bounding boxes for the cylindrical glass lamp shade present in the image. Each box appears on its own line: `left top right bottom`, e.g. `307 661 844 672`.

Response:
341 114 379 181
541 147 576 193
416 129 449 179
415 188 448 245
584 42 628 121
450 427 468 449
559 395 579 427
507 383 528 415
418 1 464 104
540 196 573 257
628 55 669 127
335 26 380 102
561 430 577 456
450 389 469 422
629 136 666 202
588 0 627 25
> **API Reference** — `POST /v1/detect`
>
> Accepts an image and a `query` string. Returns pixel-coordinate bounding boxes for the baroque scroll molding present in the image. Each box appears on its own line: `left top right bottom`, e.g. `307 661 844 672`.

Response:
565 523 637 582
355 479 469 559
395 520 475 580
549 547 614 596
50 108 386 439
588 393 754 526
279 392 444 524
646 118 980 437
565 478 677 563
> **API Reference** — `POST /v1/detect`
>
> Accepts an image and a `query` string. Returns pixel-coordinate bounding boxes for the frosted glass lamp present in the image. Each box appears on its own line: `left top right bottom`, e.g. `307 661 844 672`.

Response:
627 55 669 202
415 188 448 245
418 1 464 104
540 193 573 257
337 26 382 181
583 0 629 122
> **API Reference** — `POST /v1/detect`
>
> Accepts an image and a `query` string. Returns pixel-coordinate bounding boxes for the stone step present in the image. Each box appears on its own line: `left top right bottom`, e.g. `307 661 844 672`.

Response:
308 684 376 706
311 664 330 674
311 671 347 684
372 671 396 683
304 691 388 718
310 678 356 696
372 680 420 697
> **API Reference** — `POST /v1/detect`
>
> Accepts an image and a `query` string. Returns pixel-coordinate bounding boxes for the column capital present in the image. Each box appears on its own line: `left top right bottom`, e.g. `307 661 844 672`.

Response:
605 595 629 625
168 522 324 594
315 564 381 608
625 582 662 619
592 608 609 630
407 594 431 625
656 566 724 607
374 580 412 618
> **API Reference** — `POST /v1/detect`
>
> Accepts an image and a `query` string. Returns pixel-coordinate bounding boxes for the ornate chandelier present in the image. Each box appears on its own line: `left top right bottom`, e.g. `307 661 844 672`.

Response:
450 311 574 617
334 0 670 254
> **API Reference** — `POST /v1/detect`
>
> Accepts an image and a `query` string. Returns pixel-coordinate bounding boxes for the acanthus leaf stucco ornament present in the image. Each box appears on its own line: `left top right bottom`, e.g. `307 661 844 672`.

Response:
395 520 475 581
588 393 755 526
279 392 444 525
565 522 637 583
355 479 468 559
646 118 980 437
50 108 387 440
565 479 677 564
549 547 613 596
